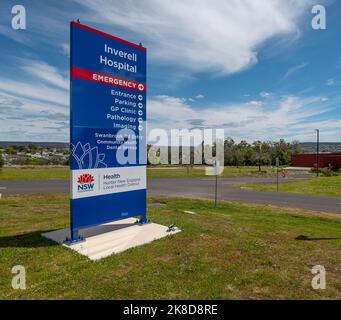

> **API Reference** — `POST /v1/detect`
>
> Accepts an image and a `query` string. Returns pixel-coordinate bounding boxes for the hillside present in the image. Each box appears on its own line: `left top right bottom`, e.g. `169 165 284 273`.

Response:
300 142 341 153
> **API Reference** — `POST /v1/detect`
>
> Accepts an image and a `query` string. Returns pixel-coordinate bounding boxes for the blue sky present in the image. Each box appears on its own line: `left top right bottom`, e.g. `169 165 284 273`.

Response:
0 0 340 142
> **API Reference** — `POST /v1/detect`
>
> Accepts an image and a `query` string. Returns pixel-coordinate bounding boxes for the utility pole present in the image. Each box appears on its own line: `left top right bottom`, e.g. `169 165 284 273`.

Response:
214 172 218 207
213 159 219 207
315 129 320 177
276 157 279 192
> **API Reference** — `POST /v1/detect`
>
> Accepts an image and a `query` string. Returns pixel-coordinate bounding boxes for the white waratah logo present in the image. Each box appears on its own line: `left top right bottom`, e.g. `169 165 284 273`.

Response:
71 142 107 169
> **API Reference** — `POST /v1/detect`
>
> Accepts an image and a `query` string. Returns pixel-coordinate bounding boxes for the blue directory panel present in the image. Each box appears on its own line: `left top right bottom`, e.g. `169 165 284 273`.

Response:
70 22 147 240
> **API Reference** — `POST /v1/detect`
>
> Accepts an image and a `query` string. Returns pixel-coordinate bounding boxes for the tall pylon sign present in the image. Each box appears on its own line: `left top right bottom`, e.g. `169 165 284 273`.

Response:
70 21 147 240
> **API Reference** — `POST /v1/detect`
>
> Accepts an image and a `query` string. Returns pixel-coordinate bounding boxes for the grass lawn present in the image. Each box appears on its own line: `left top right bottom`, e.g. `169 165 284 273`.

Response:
0 166 69 180
147 165 276 179
237 176 341 198
1 193 341 299
0 166 275 180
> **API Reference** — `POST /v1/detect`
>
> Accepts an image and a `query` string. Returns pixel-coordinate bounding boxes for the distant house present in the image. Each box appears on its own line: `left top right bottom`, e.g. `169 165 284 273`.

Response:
291 152 341 169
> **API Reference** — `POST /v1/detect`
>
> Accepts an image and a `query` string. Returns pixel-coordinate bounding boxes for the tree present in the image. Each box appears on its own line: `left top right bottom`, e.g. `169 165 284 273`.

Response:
289 140 302 155
233 148 245 167
0 152 4 168
224 138 235 165
273 139 290 165
27 144 38 154
5 147 17 155
252 141 271 171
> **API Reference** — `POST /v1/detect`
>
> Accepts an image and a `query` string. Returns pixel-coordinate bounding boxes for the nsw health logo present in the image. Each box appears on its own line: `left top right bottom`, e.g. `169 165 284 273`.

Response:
77 173 95 192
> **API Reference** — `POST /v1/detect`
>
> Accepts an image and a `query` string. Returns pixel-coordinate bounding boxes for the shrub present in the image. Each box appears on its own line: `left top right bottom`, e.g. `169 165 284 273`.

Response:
311 165 339 176
0 153 4 168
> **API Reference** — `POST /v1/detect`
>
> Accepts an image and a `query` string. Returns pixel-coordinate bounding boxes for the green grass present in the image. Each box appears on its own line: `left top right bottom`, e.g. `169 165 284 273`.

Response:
147 165 275 179
238 176 341 198
0 166 275 180
0 166 69 180
1 193 341 299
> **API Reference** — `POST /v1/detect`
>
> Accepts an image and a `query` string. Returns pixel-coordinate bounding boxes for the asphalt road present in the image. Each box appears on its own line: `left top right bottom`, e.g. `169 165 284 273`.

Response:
149 178 341 214
0 177 340 214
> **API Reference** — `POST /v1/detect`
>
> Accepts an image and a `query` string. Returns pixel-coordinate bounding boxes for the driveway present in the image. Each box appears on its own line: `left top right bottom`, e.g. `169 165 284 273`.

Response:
0 176 340 214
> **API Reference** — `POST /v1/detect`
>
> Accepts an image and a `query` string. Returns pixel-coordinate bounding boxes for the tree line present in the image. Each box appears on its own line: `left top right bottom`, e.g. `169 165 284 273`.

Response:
221 139 302 169
148 139 302 169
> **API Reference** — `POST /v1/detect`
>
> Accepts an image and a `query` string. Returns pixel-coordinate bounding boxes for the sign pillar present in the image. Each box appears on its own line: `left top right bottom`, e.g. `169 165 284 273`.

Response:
69 22 147 241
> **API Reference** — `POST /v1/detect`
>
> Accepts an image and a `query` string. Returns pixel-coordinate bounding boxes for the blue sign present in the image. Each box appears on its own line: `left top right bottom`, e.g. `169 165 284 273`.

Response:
70 21 147 240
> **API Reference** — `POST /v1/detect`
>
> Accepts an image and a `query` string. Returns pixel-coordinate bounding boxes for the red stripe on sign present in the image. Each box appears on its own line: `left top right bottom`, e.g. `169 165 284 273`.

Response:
71 21 146 52
71 67 146 92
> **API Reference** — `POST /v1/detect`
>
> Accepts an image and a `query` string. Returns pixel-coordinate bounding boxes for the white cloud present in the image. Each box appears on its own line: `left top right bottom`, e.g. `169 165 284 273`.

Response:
77 0 314 75
195 94 204 99
148 94 340 142
149 95 196 121
21 60 69 90
260 91 271 98
61 43 70 57
0 23 32 46
326 78 335 86
0 92 69 141
281 62 309 81
0 78 68 106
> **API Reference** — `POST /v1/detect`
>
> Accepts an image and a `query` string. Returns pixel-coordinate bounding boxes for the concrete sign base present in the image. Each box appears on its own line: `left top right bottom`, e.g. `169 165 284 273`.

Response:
42 218 181 261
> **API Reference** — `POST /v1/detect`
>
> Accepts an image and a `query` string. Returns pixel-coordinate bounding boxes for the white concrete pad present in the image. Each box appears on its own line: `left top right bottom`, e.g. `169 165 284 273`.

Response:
284 166 312 171
42 218 181 261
